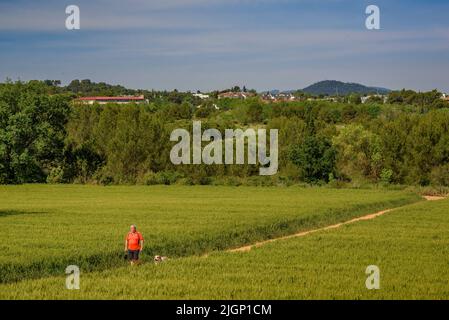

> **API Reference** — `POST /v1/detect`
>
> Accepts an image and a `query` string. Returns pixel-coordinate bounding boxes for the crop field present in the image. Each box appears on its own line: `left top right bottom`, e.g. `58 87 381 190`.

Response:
0 184 433 299
1 193 448 300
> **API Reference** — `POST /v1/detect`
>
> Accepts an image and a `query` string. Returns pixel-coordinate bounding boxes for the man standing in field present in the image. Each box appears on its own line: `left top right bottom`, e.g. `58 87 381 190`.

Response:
124 225 144 265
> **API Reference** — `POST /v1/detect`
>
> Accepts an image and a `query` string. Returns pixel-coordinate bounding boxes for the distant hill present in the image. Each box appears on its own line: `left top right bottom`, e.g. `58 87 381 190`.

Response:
301 80 390 96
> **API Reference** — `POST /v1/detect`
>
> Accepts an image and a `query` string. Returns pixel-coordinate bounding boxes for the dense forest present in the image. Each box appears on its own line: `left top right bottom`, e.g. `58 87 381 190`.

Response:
1 79 449 187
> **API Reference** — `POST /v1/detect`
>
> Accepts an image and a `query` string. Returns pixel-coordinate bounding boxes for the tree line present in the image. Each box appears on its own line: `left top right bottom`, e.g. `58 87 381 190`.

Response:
1 80 448 187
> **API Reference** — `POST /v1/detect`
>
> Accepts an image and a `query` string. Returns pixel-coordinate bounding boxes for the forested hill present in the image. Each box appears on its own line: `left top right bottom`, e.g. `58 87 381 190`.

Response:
301 80 390 96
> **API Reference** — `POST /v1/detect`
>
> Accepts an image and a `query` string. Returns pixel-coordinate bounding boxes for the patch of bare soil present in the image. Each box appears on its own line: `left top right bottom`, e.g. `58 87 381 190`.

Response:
423 196 446 201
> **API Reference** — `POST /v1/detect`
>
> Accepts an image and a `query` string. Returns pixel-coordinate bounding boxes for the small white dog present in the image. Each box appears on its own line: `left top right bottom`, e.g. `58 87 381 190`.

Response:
154 255 168 264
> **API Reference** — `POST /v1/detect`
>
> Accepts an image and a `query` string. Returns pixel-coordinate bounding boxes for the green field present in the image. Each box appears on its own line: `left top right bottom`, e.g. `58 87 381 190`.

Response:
2 184 444 299
2 196 447 299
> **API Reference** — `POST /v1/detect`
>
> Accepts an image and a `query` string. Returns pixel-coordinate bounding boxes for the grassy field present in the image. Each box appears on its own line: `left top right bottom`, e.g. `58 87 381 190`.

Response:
0 184 421 286
1 195 448 300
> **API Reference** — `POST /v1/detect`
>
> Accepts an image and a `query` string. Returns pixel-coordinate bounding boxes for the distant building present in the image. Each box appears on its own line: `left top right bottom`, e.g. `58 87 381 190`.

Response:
261 92 297 103
323 97 340 103
196 103 219 110
218 92 255 100
276 92 296 102
75 95 147 105
193 93 210 99
261 92 276 102
361 94 387 104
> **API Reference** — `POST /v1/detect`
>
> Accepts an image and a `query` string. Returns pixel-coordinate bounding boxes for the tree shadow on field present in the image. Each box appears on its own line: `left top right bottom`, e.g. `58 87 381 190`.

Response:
0 210 44 218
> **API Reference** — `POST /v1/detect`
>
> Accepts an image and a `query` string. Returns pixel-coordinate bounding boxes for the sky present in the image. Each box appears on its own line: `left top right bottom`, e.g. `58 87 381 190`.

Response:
0 0 448 92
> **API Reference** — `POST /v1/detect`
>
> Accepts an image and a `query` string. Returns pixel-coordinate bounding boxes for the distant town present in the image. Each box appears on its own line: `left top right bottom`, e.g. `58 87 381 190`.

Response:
72 79 449 106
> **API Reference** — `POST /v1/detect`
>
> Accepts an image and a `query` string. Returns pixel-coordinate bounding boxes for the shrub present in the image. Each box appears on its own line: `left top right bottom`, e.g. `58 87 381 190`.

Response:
91 168 115 186
140 171 159 185
430 164 449 187
380 168 393 184
46 166 65 184
157 171 182 185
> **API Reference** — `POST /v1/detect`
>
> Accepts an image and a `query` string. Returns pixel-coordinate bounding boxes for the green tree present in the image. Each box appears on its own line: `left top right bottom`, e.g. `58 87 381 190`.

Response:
333 124 383 182
348 93 362 105
289 136 336 183
0 82 71 183
246 101 263 123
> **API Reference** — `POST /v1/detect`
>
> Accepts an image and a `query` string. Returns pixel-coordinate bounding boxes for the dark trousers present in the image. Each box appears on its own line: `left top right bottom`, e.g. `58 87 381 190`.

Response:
128 250 140 261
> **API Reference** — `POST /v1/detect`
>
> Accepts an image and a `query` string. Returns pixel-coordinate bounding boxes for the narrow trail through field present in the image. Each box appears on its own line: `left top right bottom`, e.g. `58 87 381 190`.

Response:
228 196 446 253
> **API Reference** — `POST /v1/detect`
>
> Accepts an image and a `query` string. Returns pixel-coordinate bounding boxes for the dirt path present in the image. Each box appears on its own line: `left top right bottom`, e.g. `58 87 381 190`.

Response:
228 196 446 253
423 195 446 201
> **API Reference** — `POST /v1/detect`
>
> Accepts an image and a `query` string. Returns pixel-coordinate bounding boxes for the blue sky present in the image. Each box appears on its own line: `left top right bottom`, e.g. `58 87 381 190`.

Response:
0 0 448 92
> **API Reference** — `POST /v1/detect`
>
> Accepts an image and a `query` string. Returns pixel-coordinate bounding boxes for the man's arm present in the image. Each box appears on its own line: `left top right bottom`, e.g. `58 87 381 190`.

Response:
140 240 144 252
124 239 128 252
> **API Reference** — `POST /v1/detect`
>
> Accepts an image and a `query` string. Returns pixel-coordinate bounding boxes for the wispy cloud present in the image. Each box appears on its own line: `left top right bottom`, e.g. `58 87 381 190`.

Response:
0 0 448 92
0 0 305 31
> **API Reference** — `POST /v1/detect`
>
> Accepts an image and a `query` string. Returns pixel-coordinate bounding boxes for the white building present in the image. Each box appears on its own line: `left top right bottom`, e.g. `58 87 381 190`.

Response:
361 95 387 104
75 95 147 105
193 93 210 99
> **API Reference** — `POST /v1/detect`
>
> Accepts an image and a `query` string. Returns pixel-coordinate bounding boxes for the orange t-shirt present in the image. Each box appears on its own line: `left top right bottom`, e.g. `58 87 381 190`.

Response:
126 232 144 250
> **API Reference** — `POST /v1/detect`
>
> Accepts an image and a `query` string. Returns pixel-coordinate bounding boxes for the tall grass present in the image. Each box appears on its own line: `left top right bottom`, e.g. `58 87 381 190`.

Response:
1 197 448 299
0 184 421 284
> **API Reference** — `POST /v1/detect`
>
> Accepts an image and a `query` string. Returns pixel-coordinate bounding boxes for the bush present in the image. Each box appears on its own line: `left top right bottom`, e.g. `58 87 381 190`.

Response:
176 177 195 186
46 166 65 184
140 171 159 185
430 164 449 187
380 169 393 184
141 171 182 185
221 176 243 186
91 168 114 186
159 171 183 185
99 175 114 186
408 185 449 197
